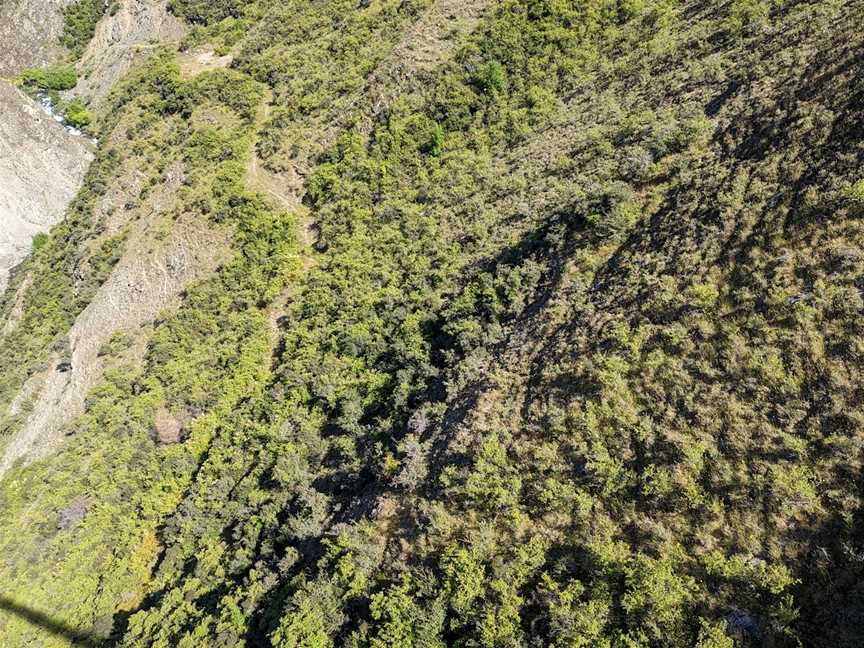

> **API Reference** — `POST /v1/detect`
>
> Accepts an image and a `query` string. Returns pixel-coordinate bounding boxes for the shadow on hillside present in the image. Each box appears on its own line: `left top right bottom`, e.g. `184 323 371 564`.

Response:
0 596 99 647
789 473 864 648
413 2 864 642
93 3 864 645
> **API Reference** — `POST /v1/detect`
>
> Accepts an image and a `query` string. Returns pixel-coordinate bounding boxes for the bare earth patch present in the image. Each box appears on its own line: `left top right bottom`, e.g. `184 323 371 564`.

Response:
178 44 234 79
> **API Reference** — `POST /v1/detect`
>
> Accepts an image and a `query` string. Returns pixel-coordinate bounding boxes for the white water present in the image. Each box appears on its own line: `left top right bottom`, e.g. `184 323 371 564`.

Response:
35 93 97 142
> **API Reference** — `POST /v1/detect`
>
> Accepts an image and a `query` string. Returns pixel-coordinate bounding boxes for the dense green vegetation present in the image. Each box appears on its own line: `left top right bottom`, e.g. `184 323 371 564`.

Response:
18 63 79 91
2 0 864 646
17 42 93 130
61 0 114 59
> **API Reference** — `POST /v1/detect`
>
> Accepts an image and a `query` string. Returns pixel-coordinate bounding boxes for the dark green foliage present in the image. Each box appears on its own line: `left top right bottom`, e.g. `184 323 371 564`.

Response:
61 0 110 58
169 0 247 25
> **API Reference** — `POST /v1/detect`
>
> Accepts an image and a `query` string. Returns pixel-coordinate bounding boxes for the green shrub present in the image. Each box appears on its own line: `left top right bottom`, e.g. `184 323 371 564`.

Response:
686 282 720 309
728 0 779 34
695 620 734 648
474 60 506 95
19 64 78 91
169 0 247 25
61 0 110 58
31 233 50 252
843 179 864 203
63 98 93 128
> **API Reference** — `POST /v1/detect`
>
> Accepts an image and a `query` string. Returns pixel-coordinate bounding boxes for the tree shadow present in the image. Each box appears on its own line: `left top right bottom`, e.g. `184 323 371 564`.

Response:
788 466 864 648
93 3 864 645
0 596 99 647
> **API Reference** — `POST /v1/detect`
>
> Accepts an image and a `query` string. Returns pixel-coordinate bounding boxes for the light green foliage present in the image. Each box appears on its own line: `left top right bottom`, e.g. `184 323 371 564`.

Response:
695 620 735 648
63 98 93 128
622 555 694 642
728 0 783 34
686 281 720 309
1 0 863 646
843 179 864 203
369 579 418 648
541 575 612 647
368 576 447 648
464 433 523 515
272 591 334 648
475 60 507 95
0 51 297 645
239 0 432 169
18 63 78 90
442 544 486 619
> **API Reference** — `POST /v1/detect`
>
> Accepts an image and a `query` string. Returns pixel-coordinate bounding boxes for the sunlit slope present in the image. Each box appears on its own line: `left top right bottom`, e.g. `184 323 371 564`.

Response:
1 1 863 646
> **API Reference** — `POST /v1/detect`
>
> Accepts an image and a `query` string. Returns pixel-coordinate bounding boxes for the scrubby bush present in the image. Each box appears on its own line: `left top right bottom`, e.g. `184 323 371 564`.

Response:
728 0 778 34
474 60 507 95
63 98 93 128
843 179 864 203
169 0 247 25
61 0 111 58
18 64 78 91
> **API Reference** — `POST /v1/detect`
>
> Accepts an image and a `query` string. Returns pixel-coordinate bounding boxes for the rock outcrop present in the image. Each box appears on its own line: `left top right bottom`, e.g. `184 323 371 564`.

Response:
74 0 185 105
0 81 93 293
0 204 228 476
0 0 71 77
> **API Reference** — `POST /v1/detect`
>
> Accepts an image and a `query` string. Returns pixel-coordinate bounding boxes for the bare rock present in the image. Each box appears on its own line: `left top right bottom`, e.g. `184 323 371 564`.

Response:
725 609 761 641
0 81 93 293
73 0 186 106
57 495 91 530
0 0 72 77
153 408 181 445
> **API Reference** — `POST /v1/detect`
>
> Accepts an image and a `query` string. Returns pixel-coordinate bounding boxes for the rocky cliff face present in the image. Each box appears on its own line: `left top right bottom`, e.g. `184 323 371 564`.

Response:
74 0 185 105
0 0 71 77
0 0 183 293
0 0 92 292
0 81 93 293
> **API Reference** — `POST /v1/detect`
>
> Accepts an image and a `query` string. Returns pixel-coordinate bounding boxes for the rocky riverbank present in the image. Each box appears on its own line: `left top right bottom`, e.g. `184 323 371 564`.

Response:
0 81 93 292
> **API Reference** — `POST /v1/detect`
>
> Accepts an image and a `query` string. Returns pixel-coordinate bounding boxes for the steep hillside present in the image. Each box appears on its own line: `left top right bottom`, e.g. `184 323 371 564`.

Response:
0 0 95 293
72 0 185 104
1 1 864 647
0 0 71 76
0 82 92 293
